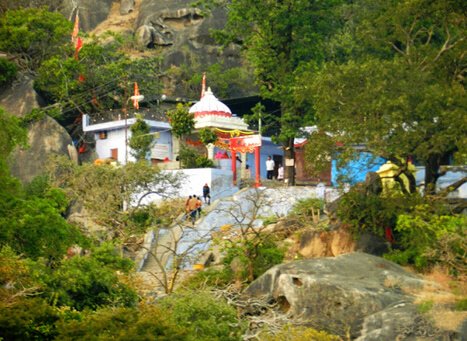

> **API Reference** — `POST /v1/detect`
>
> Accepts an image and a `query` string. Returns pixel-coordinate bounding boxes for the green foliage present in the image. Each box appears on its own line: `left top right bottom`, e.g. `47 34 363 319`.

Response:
0 106 27 159
336 187 423 236
302 0 467 190
46 249 137 310
55 305 187 340
181 268 232 290
223 236 284 282
166 103 194 140
178 145 214 169
198 128 218 145
0 8 72 70
129 115 154 161
455 298 467 311
417 300 434 314
290 197 325 226
0 57 17 86
260 324 340 341
158 291 244 341
167 61 255 100
0 297 59 340
47 157 182 237
0 193 83 262
384 206 466 272
34 36 163 120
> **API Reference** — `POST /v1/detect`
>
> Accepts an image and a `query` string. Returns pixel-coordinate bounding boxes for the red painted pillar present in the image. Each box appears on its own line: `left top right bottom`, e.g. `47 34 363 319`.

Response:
255 146 261 187
231 150 237 185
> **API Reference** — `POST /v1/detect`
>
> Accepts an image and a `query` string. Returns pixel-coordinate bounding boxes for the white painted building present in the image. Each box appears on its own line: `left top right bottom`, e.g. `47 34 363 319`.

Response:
82 86 284 201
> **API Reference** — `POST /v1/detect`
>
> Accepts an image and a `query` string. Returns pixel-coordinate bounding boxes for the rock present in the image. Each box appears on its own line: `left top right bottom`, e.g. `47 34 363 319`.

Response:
120 0 135 15
9 116 73 183
61 0 114 31
135 0 251 97
0 75 45 117
298 229 355 258
244 252 437 339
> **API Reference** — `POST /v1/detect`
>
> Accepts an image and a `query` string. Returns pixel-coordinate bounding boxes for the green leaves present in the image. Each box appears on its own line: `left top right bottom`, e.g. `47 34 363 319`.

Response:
0 8 72 70
166 103 195 139
129 115 153 161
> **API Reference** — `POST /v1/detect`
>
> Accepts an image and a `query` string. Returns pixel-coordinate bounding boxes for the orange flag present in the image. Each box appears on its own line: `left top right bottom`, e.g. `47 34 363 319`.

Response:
74 37 83 60
200 72 206 99
71 11 79 43
133 82 140 110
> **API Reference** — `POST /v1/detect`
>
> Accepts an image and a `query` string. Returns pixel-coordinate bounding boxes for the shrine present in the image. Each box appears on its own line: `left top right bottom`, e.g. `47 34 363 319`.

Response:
189 75 262 187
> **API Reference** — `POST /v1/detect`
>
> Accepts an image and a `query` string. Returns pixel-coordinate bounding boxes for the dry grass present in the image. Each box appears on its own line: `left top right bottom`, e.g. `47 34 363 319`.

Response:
406 266 467 331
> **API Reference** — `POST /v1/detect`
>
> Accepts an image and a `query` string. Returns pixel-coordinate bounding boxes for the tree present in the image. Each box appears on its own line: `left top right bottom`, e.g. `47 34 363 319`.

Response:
214 189 284 283
129 115 154 161
299 0 466 193
166 103 195 167
47 157 182 241
34 37 164 122
0 8 72 70
204 0 345 185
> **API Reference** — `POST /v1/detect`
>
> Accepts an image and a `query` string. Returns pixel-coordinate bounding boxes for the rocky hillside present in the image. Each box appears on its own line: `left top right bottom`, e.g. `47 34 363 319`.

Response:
61 0 251 98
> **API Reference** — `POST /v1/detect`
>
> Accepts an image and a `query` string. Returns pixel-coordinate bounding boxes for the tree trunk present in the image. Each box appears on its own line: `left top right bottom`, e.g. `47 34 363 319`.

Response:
284 137 295 186
425 155 441 195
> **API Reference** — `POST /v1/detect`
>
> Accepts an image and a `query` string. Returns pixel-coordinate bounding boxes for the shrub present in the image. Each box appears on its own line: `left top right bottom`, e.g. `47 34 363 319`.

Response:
181 268 232 290
290 197 325 224
384 205 466 272
178 145 214 168
55 305 187 340
158 291 245 341
223 236 284 282
0 57 17 87
336 187 423 236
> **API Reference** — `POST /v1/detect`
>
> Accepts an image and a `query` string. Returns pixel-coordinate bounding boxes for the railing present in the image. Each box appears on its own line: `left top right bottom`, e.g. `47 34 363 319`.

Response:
87 108 168 125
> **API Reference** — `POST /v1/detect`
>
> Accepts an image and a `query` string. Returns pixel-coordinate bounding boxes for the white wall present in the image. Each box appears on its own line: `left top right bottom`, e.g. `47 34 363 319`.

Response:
136 168 239 206
94 129 135 164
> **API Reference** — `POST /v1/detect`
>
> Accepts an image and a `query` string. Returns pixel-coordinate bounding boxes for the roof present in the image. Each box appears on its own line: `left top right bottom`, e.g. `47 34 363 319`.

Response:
189 87 232 118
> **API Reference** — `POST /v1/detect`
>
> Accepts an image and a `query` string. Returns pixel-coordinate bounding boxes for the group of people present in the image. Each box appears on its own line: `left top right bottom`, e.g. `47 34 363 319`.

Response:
185 183 211 225
266 156 284 181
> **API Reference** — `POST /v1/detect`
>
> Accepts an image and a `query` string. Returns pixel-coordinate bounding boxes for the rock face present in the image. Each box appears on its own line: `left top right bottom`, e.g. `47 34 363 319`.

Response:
0 75 45 117
61 0 114 31
135 0 245 95
244 252 442 340
10 116 74 183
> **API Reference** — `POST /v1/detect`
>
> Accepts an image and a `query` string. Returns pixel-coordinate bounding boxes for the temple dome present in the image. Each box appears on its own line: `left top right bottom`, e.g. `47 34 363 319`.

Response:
189 87 232 118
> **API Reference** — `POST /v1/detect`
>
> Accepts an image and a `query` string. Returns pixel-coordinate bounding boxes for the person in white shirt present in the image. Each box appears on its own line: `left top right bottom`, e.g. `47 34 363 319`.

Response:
266 156 275 179
277 164 284 181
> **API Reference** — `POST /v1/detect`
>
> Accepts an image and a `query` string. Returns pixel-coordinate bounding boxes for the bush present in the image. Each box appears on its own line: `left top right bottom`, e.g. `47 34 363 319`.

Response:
384 205 466 273
0 298 59 340
0 57 17 86
223 236 284 282
179 145 214 168
46 249 137 310
181 268 233 290
336 187 423 236
55 305 187 340
158 291 245 341
290 197 325 224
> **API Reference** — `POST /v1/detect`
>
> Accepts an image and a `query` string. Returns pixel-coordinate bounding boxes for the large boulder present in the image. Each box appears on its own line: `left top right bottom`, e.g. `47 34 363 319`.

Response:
9 115 74 183
244 252 446 340
0 75 45 117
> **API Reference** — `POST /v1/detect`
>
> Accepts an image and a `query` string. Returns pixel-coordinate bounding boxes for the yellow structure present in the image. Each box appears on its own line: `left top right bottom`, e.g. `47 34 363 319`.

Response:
376 161 416 194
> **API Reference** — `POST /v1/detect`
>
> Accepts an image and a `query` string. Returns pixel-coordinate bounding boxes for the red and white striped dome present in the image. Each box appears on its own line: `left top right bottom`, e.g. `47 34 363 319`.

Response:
189 87 232 118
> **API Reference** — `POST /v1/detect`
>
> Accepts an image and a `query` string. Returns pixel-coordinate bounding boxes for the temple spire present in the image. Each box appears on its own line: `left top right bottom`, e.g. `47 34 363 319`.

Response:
200 72 206 99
